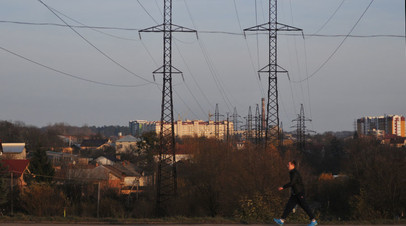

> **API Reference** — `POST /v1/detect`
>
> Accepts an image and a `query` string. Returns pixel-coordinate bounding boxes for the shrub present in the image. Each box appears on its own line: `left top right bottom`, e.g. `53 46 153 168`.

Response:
20 183 67 216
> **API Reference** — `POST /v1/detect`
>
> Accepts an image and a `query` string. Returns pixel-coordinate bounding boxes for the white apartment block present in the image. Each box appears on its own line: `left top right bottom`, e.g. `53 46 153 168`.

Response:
130 120 234 140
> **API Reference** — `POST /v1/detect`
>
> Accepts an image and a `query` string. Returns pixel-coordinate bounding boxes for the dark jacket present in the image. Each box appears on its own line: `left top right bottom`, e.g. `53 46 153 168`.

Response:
282 168 305 195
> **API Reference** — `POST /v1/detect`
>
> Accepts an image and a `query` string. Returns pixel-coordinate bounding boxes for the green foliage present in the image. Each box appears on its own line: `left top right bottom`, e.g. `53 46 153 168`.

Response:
236 191 284 223
28 146 55 184
0 161 9 207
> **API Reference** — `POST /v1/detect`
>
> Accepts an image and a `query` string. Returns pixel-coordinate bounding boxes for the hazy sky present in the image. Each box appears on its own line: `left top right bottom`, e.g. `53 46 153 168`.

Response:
0 0 405 133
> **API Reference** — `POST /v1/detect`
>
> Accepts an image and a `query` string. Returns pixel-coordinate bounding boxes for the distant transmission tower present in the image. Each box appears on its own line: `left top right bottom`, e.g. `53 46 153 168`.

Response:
291 104 313 152
244 0 302 148
215 104 224 139
232 107 240 132
139 0 196 216
255 104 262 144
246 106 253 141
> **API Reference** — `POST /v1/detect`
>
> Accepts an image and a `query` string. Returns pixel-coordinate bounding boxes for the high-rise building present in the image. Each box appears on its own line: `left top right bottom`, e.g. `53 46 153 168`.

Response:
129 120 150 137
357 115 405 137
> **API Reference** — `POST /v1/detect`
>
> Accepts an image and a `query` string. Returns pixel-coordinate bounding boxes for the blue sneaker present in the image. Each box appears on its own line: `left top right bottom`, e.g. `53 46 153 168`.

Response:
308 220 318 226
274 218 284 225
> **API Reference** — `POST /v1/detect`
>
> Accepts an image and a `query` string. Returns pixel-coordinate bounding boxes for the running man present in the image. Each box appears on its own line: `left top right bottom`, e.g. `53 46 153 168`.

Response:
274 160 318 226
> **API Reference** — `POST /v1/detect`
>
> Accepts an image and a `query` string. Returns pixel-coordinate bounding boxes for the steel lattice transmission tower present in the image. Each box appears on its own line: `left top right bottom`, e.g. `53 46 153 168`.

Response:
246 106 253 141
292 104 313 152
215 104 224 139
139 0 196 216
244 0 302 148
255 104 262 144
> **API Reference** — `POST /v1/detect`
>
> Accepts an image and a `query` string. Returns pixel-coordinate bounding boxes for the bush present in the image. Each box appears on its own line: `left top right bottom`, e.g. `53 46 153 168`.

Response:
236 190 284 223
20 183 67 216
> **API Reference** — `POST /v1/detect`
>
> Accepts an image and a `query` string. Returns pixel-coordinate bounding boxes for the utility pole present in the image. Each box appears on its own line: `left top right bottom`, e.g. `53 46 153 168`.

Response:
244 0 302 149
97 181 100 218
10 172 13 216
139 0 196 216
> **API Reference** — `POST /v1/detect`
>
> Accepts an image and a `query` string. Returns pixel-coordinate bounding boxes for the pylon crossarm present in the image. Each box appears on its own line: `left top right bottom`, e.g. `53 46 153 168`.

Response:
244 22 271 32
257 64 289 74
139 24 165 33
153 65 183 74
138 24 165 39
276 22 302 32
171 24 197 33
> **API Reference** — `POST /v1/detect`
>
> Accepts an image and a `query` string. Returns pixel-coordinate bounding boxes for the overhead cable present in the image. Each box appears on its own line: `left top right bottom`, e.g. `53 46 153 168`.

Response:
37 0 154 84
0 45 149 88
2 20 403 39
291 0 375 83
312 0 346 35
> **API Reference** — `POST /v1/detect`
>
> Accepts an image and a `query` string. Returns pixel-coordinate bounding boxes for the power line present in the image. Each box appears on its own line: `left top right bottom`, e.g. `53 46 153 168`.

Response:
233 0 266 98
37 0 154 84
0 20 140 31
47 6 139 41
137 0 159 24
183 0 235 113
2 20 404 39
291 0 376 83
174 41 214 114
136 0 209 118
0 45 150 88
312 0 346 35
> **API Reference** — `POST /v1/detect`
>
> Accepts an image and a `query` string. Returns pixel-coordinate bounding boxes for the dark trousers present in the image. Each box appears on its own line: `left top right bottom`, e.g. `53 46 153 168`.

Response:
281 193 315 220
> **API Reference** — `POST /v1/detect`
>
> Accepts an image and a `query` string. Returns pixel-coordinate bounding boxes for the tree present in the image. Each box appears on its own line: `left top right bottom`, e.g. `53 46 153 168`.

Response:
28 146 55 183
0 161 9 206
344 137 406 219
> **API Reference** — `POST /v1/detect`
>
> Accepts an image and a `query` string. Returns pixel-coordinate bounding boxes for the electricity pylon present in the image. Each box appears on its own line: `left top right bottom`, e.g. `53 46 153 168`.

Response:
215 103 224 139
245 106 253 141
255 104 262 144
244 0 302 149
139 0 196 216
291 104 313 152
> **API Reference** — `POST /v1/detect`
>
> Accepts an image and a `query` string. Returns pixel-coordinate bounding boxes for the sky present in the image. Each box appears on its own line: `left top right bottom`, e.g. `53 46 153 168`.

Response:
0 0 405 133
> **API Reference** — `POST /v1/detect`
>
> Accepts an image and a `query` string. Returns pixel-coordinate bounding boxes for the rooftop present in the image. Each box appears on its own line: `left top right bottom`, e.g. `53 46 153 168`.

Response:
1 143 25 154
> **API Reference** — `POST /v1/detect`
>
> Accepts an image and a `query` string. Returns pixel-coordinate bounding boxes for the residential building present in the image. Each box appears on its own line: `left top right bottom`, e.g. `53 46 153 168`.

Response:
80 139 111 150
153 143 193 163
94 156 115 166
129 120 150 137
66 161 152 194
1 159 30 187
1 143 27 159
357 115 405 137
116 135 140 154
129 120 234 140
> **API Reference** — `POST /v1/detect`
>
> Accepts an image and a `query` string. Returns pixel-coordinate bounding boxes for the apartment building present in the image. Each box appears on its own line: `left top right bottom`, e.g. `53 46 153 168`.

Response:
357 115 405 137
129 120 234 139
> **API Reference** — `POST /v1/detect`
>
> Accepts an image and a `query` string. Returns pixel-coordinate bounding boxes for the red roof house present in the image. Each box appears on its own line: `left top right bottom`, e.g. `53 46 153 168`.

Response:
1 159 30 187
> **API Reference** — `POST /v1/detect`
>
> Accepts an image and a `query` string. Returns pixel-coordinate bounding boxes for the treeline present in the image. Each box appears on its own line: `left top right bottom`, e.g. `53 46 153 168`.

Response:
0 121 130 148
0 120 405 222
45 123 129 138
